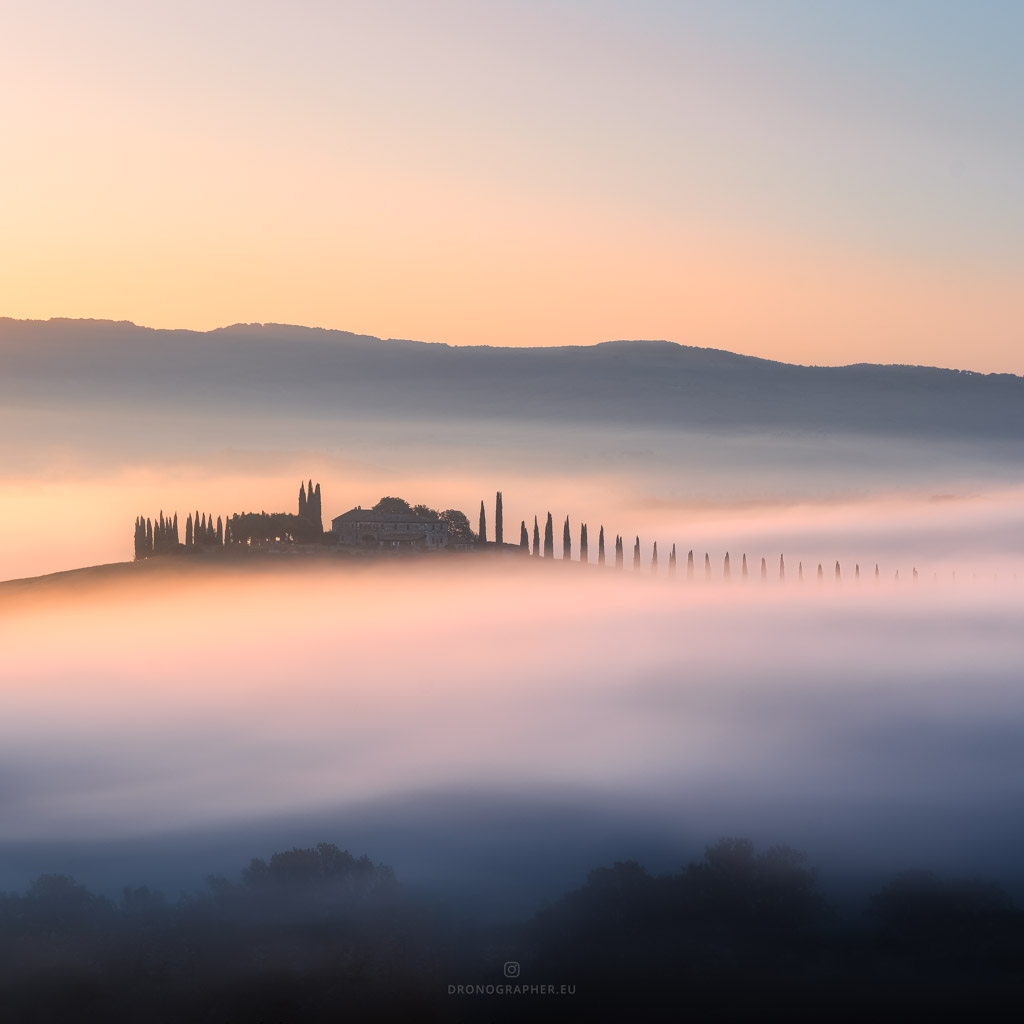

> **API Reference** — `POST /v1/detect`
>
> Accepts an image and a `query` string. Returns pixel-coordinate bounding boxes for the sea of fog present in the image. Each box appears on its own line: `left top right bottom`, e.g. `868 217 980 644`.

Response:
2 554 1023 917
2 371 1024 916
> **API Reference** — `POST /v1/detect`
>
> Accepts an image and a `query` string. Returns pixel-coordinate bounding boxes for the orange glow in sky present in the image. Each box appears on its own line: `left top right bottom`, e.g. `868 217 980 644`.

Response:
1 2 1021 372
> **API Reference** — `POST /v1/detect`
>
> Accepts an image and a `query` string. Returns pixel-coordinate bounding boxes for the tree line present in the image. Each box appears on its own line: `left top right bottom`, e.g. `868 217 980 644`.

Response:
478 490 919 584
1 836 1019 1022
132 484 920 581
133 480 328 560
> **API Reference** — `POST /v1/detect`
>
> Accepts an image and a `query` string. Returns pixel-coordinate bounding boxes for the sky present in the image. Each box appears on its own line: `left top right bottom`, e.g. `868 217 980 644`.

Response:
1 0 1021 371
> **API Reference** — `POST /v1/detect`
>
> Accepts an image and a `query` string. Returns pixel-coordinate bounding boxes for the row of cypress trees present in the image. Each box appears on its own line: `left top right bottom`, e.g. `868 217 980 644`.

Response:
133 511 180 559
134 510 224 559
479 492 917 581
134 481 323 560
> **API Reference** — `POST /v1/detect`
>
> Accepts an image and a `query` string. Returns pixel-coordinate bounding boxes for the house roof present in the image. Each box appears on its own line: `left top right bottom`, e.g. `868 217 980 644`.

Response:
331 508 442 525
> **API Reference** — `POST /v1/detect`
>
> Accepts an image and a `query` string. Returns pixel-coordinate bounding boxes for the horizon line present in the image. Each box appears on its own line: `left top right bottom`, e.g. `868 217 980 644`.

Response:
1 315 1014 378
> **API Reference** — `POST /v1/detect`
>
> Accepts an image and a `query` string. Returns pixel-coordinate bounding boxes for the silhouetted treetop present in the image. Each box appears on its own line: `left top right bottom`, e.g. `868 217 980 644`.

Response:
373 496 413 514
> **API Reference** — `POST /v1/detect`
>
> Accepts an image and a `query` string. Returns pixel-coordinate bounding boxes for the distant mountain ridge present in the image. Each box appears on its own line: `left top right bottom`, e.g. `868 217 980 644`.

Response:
2 317 1022 439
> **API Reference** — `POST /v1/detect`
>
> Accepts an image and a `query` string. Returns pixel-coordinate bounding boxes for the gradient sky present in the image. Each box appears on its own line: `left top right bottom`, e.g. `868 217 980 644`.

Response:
2 1 1021 370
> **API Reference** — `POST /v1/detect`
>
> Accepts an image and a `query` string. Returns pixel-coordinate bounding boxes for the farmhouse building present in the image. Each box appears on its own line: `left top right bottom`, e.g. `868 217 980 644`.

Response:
331 508 449 550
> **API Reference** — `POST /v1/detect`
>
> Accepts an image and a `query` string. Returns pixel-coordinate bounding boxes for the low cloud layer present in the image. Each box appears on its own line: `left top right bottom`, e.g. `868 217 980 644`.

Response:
3 558 1022 904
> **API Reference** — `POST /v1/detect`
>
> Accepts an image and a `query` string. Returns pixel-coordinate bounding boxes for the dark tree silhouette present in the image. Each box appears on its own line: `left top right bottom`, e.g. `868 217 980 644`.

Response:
298 482 307 520
544 513 554 557
146 517 153 552
133 517 145 559
875 563 880 581
779 554 785 581
216 515 224 546
761 557 767 581
311 482 323 532
799 561 804 582
817 563 824 582
835 560 841 582
855 564 860 581
669 544 676 575
580 523 588 564
495 491 503 546
563 516 571 560
724 552 731 579
615 534 624 568
479 501 487 544
440 509 473 544
598 526 606 566
533 515 541 556
687 549 694 579
520 520 529 550
704 552 711 580
742 553 748 578
185 513 193 549
651 541 658 573
633 536 641 570
374 496 413 514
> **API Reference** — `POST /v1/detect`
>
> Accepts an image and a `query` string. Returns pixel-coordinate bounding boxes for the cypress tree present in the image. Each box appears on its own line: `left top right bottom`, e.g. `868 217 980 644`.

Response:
307 485 323 536
598 526 606 566
299 482 307 520
479 501 487 544
580 523 588 564
723 552 731 579
875 563 880 582
669 544 676 576
200 513 207 541
533 515 541 557
798 561 804 582
704 553 711 580
495 492 503 546
563 517 571 560
520 520 529 550
172 513 179 545
855 564 860 581
633 537 641 570
651 541 658 573
146 518 153 553
615 535 624 568
835 561 841 582
779 554 785 582
186 513 193 548
761 557 767 581
217 515 224 546
817 563 824 582
209 514 216 543
544 513 554 557
913 567 918 583
687 550 694 579
742 553 748 578
133 518 143 560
